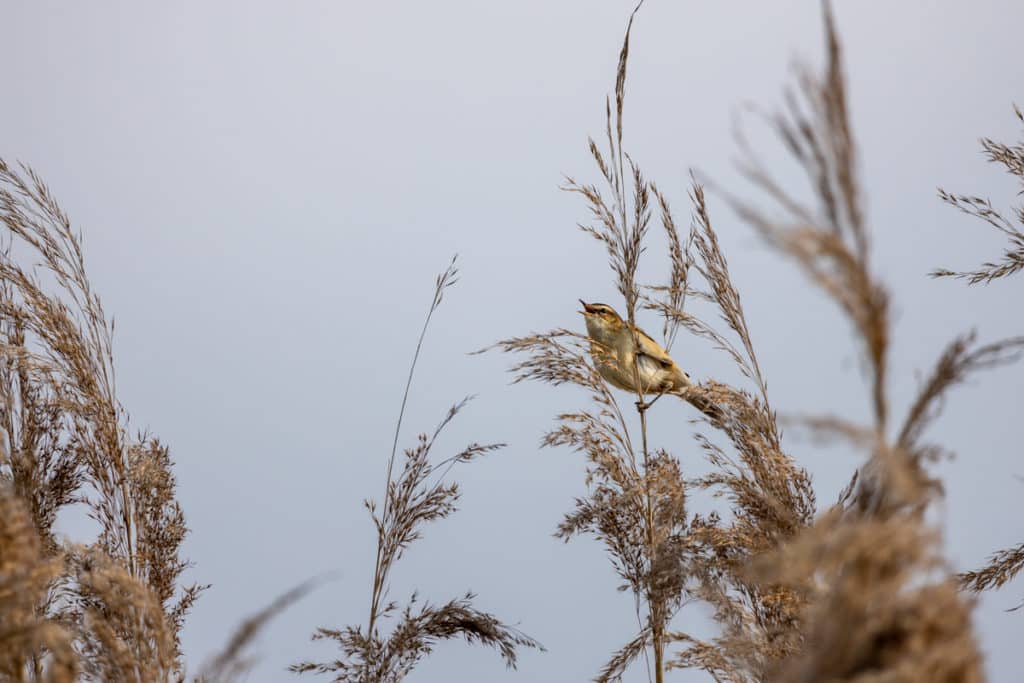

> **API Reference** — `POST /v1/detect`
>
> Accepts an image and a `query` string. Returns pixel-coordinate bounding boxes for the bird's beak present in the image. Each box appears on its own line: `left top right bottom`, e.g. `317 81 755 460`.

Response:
579 299 593 315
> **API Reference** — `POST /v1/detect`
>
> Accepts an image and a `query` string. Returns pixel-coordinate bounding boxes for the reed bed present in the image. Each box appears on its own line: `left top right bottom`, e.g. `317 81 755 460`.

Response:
0 2 1019 682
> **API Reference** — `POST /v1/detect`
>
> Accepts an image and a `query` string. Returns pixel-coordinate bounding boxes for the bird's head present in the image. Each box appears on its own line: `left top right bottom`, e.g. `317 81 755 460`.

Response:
579 300 624 340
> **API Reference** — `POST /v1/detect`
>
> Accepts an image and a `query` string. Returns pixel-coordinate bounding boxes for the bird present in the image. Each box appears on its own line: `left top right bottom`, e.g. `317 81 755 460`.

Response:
579 300 720 419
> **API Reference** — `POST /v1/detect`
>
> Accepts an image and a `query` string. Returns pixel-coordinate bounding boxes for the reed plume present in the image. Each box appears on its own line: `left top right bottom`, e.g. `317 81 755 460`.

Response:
930 105 1024 596
292 257 541 682
713 5 1010 681
493 3 815 679
0 485 76 682
495 3 1020 681
0 159 202 678
933 105 1024 284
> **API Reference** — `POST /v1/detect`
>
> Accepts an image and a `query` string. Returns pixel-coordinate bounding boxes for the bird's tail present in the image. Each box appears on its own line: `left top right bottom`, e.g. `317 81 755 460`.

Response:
675 387 723 422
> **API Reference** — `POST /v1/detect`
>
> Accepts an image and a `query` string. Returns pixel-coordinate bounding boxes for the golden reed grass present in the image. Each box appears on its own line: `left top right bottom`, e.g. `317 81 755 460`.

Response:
291 257 542 680
1 2 1021 681
496 2 1018 682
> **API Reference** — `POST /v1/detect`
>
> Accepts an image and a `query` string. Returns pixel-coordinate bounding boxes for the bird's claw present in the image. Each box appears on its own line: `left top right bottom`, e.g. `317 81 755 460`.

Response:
635 391 668 413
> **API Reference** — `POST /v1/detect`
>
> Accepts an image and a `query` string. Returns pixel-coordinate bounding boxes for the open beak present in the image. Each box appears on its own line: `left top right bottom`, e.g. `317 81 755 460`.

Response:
578 299 593 315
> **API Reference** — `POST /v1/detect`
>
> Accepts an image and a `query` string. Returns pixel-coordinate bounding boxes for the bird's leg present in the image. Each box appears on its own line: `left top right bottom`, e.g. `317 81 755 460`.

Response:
635 390 668 413
646 390 668 410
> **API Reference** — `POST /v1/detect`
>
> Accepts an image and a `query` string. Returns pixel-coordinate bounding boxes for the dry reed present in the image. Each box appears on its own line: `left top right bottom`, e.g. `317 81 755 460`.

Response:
0 485 76 682
291 257 541 681
1 2 1020 681
494 3 1018 682
931 104 1024 595
493 4 816 679
713 4 1012 681
0 159 203 681
933 105 1024 284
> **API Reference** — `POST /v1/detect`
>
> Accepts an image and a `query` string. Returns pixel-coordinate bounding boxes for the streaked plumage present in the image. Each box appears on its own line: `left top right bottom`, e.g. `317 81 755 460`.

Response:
579 300 719 419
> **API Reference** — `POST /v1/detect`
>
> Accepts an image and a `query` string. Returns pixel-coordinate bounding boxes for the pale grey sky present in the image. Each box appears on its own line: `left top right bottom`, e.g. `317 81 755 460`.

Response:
3 2 1022 681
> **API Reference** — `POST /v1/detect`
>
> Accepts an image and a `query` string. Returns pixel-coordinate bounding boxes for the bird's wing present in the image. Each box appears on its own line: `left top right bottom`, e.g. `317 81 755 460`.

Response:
632 326 675 369
635 352 667 380
633 325 694 388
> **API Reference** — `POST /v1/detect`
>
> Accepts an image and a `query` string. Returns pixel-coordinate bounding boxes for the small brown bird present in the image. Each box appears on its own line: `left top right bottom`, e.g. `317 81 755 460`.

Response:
579 300 719 419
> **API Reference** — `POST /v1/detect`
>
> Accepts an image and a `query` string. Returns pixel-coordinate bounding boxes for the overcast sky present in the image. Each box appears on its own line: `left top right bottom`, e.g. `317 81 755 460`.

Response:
3 2 1023 681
